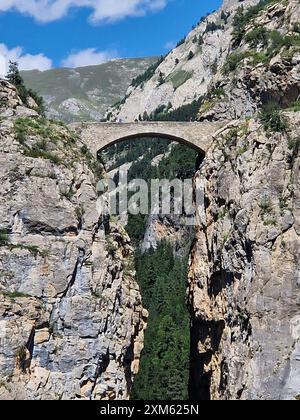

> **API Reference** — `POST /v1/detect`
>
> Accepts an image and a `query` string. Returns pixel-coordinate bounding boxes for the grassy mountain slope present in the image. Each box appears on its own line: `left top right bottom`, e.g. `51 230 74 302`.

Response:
22 57 157 122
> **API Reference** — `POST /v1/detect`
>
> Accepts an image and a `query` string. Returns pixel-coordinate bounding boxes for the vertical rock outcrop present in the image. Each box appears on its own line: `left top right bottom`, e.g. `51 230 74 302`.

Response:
0 80 147 400
188 116 300 400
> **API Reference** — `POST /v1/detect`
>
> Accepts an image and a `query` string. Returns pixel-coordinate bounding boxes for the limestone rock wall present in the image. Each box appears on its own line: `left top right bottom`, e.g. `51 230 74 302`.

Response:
0 81 147 400
106 0 259 122
199 1 300 122
188 115 300 400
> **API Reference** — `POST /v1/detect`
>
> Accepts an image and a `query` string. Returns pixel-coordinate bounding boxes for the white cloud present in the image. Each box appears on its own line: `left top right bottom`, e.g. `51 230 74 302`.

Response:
0 0 168 24
61 48 117 67
164 40 176 50
0 43 53 76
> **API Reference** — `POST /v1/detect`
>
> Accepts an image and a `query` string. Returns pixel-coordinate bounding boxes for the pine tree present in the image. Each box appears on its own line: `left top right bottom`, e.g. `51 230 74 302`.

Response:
131 242 190 400
6 61 24 86
5 61 45 115
232 6 246 46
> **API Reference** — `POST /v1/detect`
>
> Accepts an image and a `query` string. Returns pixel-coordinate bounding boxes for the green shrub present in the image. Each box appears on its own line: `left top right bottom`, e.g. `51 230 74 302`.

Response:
208 87 226 99
144 96 203 122
60 187 75 201
263 218 277 226
222 51 249 74
176 37 186 47
199 99 217 115
14 117 59 144
259 30 300 59
211 58 218 75
259 196 272 215
9 244 44 257
245 26 269 48
232 0 278 46
259 103 288 133
204 21 223 34
287 100 300 112
157 72 165 86
27 89 45 116
293 23 300 34
13 117 72 165
249 51 269 65
232 6 247 46
81 144 89 155
3 291 30 299
75 205 85 222
24 148 61 164
0 229 9 246
288 137 300 153
106 237 117 254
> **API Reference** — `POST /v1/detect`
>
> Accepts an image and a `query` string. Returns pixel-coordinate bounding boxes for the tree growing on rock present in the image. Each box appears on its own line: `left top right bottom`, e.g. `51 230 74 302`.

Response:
6 61 24 86
6 60 45 116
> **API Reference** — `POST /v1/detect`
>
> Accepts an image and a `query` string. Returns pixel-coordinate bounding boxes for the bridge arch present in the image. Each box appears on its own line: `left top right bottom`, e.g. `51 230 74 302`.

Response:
70 122 225 157
97 132 206 156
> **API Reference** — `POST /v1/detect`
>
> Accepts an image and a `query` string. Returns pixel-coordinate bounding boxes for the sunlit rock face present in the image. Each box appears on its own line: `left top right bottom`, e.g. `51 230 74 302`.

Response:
0 81 147 400
106 0 260 123
188 116 300 400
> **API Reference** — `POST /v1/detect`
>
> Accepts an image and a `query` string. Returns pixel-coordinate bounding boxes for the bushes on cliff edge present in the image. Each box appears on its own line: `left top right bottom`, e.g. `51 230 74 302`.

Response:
6 61 45 116
0 229 9 246
259 102 288 133
232 0 278 46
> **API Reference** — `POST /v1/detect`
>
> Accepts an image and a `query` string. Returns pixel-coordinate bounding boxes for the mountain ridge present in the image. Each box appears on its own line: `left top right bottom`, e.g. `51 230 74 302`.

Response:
22 57 157 122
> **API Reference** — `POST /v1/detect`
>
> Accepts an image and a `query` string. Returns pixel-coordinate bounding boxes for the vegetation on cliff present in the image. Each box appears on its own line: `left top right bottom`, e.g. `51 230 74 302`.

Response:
6 61 45 116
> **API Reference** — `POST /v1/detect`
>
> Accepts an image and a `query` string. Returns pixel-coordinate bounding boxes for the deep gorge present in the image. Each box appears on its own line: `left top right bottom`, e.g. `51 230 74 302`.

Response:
102 137 198 400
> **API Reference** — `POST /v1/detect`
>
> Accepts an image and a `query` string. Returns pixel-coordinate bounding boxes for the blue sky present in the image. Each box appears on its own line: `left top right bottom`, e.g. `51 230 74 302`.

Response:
0 0 222 74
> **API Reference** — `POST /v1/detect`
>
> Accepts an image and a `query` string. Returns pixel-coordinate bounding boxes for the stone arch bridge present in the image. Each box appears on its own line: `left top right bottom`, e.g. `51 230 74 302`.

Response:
70 122 226 157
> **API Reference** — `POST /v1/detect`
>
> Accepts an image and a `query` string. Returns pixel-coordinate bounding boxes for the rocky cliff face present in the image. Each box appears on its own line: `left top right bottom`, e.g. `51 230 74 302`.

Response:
0 80 147 400
198 0 300 122
186 2 300 400
106 0 260 122
188 115 300 400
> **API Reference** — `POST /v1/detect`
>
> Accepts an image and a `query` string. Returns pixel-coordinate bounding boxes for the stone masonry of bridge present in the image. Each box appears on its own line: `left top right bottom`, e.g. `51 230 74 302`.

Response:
70 121 226 156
